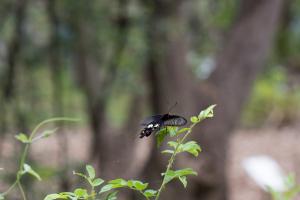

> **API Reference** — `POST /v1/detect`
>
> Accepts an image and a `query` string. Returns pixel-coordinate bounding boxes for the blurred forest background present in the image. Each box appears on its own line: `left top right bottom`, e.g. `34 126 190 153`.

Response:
0 0 300 199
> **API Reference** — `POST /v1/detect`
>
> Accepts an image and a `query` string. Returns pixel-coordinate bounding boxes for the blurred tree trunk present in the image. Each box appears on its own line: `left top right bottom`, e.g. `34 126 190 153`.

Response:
4 0 28 133
69 0 138 178
143 0 283 199
3 0 27 100
46 0 70 191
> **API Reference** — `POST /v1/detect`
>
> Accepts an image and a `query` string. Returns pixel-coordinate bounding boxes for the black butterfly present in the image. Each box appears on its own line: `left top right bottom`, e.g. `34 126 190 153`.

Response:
139 114 187 138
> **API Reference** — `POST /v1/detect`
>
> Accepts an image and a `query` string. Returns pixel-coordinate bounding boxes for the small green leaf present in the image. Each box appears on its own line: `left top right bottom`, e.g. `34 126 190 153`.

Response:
23 164 42 181
74 188 88 198
161 150 174 154
168 141 178 149
198 104 216 120
100 179 127 194
167 127 178 137
109 178 127 186
39 128 58 139
132 180 148 191
179 176 187 188
190 116 200 123
92 178 104 187
73 171 88 180
176 128 190 136
174 168 198 177
99 184 114 193
156 128 169 147
86 165 95 179
181 141 201 157
0 194 4 200
143 189 157 198
163 168 197 185
106 191 118 200
15 133 30 143
44 193 64 200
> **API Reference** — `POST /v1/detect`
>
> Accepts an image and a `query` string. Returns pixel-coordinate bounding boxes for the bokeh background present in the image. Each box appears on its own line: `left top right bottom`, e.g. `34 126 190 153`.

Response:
0 0 300 199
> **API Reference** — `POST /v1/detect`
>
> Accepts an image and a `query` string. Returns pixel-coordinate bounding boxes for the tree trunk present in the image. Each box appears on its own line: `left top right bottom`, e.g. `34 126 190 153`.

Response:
143 0 283 199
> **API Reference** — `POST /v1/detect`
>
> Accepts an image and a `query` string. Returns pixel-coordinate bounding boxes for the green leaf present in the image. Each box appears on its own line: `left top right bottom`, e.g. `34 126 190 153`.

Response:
99 184 114 194
15 133 30 143
181 141 201 157
179 176 187 188
132 180 148 191
0 194 4 200
100 179 128 194
73 171 88 180
44 193 64 200
161 150 174 154
43 193 72 200
109 178 127 186
156 128 169 147
167 141 178 149
198 104 216 120
40 128 58 139
106 191 118 200
163 168 197 185
74 188 88 198
86 165 95 179
23 164 42 181
167 127 178 137
92 178 104 187
176 128 190 136
190 116 200 123
174 168 198 177
143 189 157 198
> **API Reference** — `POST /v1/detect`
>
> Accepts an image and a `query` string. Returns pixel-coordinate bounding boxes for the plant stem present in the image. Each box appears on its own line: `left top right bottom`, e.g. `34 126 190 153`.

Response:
1 117 79 198
155 123 196 200
17 182 27 200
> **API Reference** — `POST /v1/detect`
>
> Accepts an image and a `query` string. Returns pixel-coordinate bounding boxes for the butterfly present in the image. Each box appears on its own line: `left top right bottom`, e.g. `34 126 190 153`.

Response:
139 114 187 138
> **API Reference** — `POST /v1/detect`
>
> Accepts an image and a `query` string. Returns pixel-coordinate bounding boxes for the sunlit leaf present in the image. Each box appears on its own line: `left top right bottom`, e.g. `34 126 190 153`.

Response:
198 104 216 120
23 164 41 181
15 133 30 143
176 128 190 136
106 191 118 200
163 168 197 185
99 184 114 194
179 176 187 188
74 188 88 198
143 189 157 198
161 150 174 154
44 193 65 200
181 141 201 157
92 178 104 187
190 116 200 123
86 165 96 179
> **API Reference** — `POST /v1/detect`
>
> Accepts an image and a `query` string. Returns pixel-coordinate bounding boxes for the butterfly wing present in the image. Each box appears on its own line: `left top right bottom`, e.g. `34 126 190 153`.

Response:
140 114 163 126
161 114 187 126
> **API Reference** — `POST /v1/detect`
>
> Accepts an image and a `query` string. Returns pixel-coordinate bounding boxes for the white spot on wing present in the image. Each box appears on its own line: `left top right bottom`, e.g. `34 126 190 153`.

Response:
147 124 154 128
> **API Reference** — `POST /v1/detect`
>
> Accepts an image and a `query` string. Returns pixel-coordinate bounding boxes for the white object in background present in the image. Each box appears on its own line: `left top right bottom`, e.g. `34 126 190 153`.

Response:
242 155 286 192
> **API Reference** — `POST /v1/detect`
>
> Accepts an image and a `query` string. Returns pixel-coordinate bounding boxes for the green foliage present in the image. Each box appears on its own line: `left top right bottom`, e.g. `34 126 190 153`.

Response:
21 164 42 181
1 105 216 200
242 67 300 127
0 118 79 200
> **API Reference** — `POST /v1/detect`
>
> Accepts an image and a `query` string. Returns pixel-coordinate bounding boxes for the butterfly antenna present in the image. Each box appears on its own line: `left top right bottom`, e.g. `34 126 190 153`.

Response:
167 102 178 114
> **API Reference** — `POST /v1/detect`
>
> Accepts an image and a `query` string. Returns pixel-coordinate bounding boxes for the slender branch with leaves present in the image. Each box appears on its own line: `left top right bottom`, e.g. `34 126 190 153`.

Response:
1 105 216 200
0 117 80 200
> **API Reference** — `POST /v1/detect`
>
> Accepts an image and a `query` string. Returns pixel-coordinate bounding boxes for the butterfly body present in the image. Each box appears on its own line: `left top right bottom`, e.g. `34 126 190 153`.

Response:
139 114 187 138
